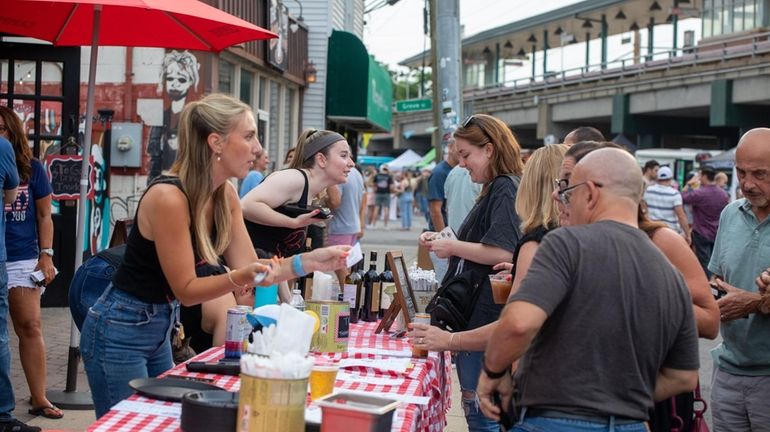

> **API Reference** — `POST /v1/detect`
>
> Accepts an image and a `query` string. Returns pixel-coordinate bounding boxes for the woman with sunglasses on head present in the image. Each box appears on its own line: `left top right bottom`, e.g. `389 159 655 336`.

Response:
241 129 355 258
0 106 62 420
553 141 719 432
417 114 524 431
80 95 350 418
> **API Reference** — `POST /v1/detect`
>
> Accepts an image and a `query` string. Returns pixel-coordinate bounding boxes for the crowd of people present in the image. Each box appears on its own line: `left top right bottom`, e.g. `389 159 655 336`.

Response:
0 92 767 432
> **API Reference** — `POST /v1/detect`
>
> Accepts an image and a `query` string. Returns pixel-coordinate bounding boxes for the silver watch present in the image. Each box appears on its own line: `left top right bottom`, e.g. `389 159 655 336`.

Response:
40 248 54 257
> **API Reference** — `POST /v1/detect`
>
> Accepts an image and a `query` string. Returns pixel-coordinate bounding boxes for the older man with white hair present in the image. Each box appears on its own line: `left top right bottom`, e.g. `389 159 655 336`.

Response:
478 148 699 432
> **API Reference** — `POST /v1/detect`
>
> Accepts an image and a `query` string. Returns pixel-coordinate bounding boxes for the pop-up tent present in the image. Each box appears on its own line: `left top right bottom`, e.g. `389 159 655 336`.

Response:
700 147 736 170
385 149 423 171
414 148 436 168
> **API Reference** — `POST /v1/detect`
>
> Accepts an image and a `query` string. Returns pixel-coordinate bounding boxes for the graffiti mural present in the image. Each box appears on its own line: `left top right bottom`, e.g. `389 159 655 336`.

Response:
147 50 202 184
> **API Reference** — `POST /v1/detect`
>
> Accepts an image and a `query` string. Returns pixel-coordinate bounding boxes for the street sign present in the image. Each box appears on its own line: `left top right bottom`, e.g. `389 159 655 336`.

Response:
395 98 432 113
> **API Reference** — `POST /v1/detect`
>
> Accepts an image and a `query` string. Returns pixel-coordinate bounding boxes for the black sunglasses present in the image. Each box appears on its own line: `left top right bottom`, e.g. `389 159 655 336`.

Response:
462 115 475 128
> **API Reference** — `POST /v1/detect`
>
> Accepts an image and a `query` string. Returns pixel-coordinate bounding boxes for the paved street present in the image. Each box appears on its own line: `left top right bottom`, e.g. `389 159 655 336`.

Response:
9 213 719 430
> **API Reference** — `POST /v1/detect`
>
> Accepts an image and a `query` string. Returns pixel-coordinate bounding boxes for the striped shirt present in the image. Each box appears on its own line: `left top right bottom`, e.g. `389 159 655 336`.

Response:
644 183 683 232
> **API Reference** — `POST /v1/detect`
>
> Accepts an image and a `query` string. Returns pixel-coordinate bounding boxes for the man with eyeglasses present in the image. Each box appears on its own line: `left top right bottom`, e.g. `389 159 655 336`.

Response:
478 148 699 432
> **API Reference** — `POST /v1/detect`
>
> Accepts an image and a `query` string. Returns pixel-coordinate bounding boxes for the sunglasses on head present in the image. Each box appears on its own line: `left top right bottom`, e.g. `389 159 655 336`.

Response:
462 115 476 128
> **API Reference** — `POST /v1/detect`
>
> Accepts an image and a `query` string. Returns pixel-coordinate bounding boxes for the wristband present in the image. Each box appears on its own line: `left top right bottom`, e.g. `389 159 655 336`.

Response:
292 254 307 277
482 355 510 379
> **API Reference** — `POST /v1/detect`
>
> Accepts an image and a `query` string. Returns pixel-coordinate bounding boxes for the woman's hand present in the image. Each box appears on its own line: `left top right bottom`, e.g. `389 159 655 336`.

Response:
301 245 351 273
428 238 454 259
36 254 57 285
419 231 437 247
493 262 513 275
409 322 453 352
292 209 325 229
239 261 275 293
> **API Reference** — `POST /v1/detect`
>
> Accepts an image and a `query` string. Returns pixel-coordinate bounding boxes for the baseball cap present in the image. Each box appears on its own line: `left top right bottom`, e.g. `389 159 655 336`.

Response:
657 166 673 180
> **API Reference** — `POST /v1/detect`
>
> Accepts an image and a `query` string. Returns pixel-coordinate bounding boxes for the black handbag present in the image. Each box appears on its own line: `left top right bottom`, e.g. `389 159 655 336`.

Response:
425 266 487 332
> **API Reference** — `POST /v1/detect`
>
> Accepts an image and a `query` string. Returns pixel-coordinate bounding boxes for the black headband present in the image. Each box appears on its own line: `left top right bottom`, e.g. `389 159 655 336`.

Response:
303 132 346 161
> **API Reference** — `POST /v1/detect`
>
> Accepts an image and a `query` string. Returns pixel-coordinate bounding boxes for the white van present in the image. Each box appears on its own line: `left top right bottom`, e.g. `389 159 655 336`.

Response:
635 148 722 185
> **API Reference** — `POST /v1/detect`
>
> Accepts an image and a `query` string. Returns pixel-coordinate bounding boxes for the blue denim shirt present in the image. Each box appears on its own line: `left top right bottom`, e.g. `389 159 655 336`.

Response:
708 199 770 375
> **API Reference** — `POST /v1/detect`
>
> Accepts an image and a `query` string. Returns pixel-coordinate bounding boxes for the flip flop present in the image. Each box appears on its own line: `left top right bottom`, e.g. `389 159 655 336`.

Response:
28 405 64 419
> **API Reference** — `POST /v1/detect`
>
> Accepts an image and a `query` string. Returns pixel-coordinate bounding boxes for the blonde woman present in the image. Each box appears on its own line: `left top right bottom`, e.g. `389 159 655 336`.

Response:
80 95 350 418
412 143 567 431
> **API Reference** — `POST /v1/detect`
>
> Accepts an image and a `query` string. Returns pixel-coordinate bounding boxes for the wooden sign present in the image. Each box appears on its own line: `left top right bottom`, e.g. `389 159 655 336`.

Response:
376 251 419 334
46 155 95 200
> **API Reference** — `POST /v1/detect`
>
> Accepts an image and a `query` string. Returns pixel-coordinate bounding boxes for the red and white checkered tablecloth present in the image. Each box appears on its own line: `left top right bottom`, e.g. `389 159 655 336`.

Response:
87 321 451 432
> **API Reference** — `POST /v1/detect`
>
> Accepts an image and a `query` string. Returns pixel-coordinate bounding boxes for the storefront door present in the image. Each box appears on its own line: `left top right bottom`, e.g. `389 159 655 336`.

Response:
0 41 80 307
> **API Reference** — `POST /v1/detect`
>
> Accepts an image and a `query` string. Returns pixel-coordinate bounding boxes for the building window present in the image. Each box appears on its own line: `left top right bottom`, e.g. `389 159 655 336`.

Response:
219 60 234 94
259 75 268 111
240 70 253 106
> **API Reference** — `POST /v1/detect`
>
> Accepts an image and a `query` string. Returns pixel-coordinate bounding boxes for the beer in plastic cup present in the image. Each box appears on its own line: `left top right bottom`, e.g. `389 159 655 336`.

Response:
411 313 431 358
309 364 339 401
489 274 513 304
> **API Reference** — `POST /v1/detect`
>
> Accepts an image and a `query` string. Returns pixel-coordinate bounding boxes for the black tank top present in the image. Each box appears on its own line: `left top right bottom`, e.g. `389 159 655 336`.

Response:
113 176 219 304
245 169 310 257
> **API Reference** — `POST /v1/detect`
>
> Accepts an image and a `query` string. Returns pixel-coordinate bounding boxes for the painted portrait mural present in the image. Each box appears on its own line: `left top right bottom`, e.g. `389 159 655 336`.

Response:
147 50 202 184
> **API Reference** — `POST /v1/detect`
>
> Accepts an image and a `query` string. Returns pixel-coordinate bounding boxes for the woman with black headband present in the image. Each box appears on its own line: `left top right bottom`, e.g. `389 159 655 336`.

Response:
241 129 355 257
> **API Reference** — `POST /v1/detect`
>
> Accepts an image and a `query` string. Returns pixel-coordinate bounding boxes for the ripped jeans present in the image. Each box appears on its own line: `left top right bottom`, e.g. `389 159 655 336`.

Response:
456 350 500 432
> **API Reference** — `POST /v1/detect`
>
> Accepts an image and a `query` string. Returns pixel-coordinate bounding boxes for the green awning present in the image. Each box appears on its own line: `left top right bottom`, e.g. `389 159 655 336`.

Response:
415 148 436 167
326 30 392 133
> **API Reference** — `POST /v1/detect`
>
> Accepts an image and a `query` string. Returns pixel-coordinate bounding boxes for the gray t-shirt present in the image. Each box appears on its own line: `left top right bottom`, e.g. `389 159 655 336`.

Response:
329 168 364 235
510 221 699 420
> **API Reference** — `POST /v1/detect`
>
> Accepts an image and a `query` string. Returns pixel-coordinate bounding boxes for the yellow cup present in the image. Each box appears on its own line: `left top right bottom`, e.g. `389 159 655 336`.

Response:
309 365 339 401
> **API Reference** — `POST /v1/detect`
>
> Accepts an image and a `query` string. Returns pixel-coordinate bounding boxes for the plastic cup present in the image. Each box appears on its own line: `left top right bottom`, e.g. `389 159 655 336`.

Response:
309 364 339 401
410 313 431 358
489 274 513 304
254 284 278 308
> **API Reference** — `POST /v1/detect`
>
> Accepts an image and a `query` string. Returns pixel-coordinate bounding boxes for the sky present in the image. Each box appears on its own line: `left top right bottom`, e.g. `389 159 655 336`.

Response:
362 0 702 79
363 0 585 68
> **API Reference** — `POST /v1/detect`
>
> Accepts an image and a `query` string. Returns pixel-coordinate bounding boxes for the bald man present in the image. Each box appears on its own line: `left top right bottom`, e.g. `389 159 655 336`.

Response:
708 128 770 432
562 126 605 146
478 148 698 431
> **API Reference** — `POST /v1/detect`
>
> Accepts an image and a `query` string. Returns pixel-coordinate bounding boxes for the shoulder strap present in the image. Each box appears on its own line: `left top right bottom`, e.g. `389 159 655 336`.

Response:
296 169 310 208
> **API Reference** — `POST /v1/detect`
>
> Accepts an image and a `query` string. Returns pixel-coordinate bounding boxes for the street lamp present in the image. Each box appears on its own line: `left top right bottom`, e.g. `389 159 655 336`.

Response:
304 60 317 84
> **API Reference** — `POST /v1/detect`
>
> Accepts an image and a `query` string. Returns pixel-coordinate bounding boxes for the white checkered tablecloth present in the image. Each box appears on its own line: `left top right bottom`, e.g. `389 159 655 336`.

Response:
88 322 452 432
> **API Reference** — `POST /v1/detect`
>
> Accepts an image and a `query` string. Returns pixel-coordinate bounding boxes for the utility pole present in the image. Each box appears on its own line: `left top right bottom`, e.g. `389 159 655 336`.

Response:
429 0 462 162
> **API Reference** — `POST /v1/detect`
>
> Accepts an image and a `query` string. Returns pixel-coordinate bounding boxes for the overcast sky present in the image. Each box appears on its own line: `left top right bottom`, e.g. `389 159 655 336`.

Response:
363 0 585 67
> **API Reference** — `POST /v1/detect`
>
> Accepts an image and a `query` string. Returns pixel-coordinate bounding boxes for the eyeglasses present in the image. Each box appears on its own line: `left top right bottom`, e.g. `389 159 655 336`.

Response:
462 115 475 128
558 180 603 205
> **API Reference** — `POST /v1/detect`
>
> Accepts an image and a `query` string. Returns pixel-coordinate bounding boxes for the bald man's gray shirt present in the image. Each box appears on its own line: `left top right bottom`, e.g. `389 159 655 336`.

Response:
510 221 698 420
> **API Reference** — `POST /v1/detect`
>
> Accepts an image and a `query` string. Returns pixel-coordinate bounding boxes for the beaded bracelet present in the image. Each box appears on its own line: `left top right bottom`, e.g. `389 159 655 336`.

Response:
292 254 307 277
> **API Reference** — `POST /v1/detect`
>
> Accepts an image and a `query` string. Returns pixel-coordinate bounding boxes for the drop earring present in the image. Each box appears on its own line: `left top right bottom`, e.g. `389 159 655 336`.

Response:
216 153 221 162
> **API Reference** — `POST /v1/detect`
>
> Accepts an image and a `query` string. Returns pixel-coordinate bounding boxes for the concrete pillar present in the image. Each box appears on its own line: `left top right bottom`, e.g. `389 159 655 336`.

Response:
536 101 571 141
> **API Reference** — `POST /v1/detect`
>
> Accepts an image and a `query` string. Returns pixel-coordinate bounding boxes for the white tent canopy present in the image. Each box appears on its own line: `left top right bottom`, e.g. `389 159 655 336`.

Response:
383 149 423 171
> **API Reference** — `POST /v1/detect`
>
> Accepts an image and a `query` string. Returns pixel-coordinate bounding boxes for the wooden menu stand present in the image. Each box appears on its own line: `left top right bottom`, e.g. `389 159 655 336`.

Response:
376 251 418 334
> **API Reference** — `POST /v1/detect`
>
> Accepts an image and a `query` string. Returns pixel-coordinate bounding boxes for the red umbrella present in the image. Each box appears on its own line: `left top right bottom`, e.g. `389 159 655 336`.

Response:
0 0 276 409
1 0 275 51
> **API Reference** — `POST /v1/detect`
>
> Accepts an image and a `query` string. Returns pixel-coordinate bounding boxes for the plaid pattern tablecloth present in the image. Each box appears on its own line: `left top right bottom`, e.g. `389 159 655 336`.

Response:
88 321 451 432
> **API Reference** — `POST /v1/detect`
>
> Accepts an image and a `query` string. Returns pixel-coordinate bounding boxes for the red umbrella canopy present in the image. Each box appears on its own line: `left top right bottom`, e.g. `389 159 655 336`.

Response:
1 0 276 51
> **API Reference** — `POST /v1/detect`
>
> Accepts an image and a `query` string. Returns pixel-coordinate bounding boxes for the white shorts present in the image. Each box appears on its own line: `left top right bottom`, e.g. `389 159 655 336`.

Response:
7 258 43 293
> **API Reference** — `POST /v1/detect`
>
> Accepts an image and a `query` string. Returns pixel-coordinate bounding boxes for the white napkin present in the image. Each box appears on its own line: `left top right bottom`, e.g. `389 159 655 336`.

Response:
273 303 315 356
311 271 333 301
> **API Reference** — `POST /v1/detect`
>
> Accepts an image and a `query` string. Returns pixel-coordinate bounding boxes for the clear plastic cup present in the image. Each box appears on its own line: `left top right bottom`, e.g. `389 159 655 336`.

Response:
489 274 513 304
309 364 339 401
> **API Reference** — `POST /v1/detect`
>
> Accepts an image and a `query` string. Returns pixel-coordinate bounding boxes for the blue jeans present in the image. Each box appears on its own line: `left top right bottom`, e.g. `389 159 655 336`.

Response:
0 262 15 422
456 351 500 432
416 193 430 223
81 284 176 418
400 195 414 229
513 411 647 432
69 254 117 331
